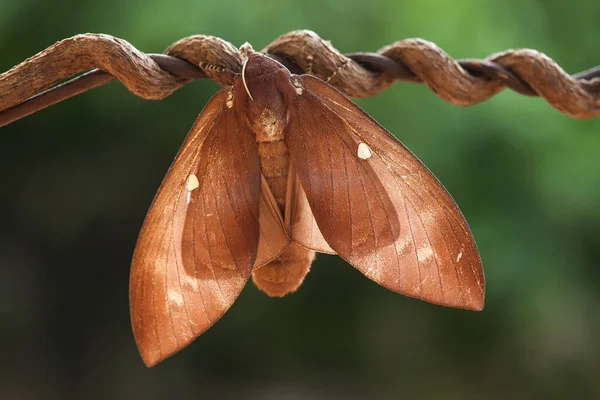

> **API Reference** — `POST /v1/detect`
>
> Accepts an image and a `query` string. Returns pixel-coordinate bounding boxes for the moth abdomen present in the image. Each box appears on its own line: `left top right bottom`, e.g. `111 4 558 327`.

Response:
257 140 289 211
252 242 316 297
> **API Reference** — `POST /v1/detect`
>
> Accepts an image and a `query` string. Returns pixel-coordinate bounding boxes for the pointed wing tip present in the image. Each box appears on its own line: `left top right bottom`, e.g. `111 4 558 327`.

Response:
461 293 485 312
142 356 160 368
466 300 485 312
135 326 207 367
137 346 163 368
133 329 189 368
469 278 486 312
138 345 178 368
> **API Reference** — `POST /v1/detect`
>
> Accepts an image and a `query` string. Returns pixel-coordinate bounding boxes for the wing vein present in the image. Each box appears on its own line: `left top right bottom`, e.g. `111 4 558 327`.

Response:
192 175 214 323
402 193 423 299
407 196 446 305
170 192 195 334
356 158 379 277
447 217 483 294
359 158 402 286
400 177 479 297
222 180 252 278
342 151 353 259
327 138 335 239
150 266 163 359
391 158 472 238
308 91 473 246
164 231 179 346
438 213 466 304
203 180 228 304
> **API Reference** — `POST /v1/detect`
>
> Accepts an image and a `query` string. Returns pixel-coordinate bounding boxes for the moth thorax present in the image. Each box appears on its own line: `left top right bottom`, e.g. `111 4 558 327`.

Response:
251 243 316 297
252 108 286 143
242 72 288 132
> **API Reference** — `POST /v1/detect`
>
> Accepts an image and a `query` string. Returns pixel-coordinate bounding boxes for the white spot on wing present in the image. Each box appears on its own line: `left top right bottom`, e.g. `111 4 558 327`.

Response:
397 239 409 253
187 174 199 191
180 273 198 290
186 174 199 204
417 245 433 261
167 289 184 307
357 142 372 160
456 251 463 263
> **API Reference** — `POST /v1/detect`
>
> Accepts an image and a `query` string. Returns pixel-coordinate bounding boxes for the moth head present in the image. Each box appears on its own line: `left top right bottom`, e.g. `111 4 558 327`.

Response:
239 45 289 81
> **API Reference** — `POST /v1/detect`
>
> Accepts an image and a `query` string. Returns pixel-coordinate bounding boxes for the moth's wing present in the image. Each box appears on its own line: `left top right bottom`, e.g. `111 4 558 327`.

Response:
284 161 336 254
130 90 262 367
285 75 485 311
256 175 291 267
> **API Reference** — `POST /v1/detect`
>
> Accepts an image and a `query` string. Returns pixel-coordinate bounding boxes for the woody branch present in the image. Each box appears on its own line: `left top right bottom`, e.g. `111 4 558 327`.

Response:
0 30 599 127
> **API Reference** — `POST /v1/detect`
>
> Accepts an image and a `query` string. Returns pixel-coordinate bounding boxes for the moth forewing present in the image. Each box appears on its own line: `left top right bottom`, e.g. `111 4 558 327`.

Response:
130 91 262 367
283 74 485 311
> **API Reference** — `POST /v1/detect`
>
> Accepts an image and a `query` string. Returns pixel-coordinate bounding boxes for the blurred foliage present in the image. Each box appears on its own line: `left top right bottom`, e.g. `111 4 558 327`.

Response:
1 0 600 399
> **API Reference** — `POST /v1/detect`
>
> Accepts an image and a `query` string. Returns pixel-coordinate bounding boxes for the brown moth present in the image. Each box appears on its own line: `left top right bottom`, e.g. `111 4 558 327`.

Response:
130 44 485 367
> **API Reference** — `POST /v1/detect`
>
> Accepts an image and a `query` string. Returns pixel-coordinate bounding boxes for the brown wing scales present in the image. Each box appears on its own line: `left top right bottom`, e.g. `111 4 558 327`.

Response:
285 75 485 311
255 175 291 268
284 162 335 254
130 91 262 367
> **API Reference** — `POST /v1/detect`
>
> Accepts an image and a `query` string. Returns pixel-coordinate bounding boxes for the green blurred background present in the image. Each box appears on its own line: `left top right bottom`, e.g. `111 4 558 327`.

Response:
1 0 600 398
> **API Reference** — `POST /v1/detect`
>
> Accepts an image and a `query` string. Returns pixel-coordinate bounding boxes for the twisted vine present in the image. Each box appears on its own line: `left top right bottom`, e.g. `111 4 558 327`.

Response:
1 30 598 127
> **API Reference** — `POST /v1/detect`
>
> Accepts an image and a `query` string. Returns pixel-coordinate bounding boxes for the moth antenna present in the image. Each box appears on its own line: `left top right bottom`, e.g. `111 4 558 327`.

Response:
241 57 254 101
265 55 291 74
239 42 255 101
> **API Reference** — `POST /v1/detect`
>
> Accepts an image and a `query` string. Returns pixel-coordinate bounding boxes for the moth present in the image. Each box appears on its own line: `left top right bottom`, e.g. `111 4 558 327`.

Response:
130 44 485 367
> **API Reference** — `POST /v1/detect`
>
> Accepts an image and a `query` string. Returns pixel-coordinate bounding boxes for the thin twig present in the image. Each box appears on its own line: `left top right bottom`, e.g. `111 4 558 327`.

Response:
1 30 599 128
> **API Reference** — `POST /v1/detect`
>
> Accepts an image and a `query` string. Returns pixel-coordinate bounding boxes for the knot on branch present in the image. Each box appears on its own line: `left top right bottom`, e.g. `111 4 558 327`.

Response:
1 30 599 126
